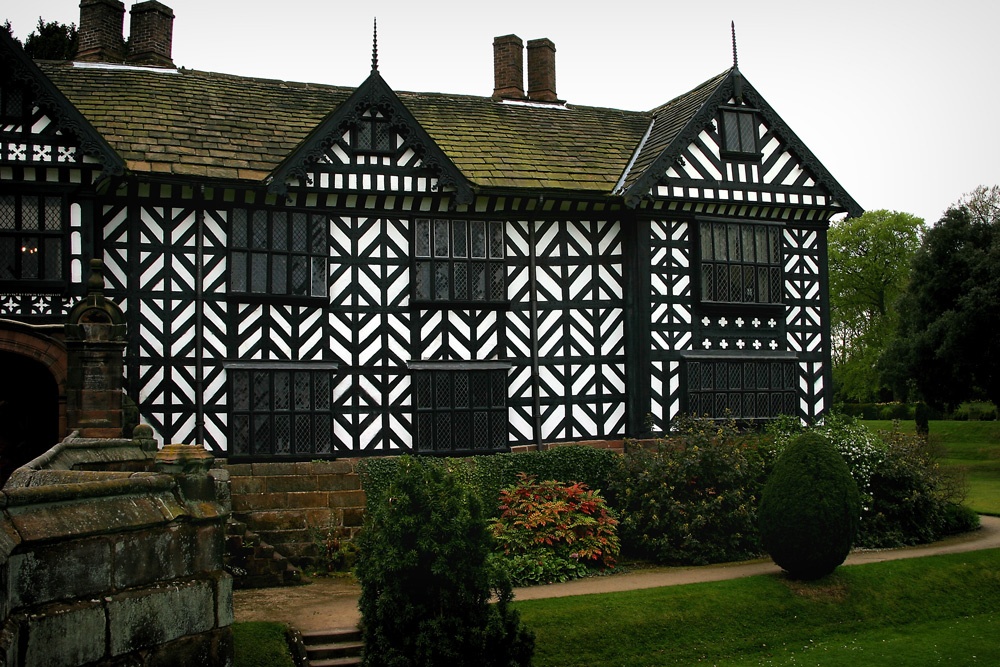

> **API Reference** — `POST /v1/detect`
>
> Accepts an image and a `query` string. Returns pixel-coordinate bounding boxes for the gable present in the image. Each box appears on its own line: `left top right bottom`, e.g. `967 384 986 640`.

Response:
268 70 474 204
621 69 861 217
0 30 123 178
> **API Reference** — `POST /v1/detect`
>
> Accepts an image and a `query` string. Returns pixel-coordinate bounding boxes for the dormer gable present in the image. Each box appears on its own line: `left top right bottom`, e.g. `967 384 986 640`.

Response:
0 30 124 179
619 68 861 217
267 69 473 204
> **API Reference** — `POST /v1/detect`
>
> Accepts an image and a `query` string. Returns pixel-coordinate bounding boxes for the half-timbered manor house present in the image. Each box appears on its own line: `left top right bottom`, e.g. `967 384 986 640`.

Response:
0 1 860 465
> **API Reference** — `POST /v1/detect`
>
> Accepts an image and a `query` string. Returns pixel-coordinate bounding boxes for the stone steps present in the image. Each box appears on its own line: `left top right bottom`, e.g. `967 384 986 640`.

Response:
301 627 363 667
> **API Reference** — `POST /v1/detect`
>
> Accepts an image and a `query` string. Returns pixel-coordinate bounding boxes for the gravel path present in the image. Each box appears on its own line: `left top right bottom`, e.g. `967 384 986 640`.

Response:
233 515 1000 632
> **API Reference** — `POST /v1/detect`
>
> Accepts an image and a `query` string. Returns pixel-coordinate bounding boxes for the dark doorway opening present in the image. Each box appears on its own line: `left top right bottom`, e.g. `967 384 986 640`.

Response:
0 352 59 485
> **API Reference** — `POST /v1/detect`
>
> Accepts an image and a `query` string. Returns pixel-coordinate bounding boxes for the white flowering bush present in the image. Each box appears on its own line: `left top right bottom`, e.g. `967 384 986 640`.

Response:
767 414 974 547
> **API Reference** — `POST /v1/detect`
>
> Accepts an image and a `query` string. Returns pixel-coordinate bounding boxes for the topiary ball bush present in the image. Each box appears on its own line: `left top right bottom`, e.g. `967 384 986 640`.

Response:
759 431 860 580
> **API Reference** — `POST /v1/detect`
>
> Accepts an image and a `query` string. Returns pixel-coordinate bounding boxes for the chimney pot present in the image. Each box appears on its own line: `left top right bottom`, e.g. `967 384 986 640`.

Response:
128 1 175 67
526 38 557 102
75 0 126 63
493 34 524 100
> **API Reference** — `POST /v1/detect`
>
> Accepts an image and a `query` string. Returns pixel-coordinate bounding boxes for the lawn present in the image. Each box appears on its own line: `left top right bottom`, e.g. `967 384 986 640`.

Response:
862 420 1000 515
515 548 1000 667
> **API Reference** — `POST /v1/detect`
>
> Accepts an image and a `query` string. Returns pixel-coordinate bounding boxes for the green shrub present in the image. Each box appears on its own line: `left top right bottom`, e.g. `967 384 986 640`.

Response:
355 456 534 667
233 622 295 667
759 431 860 580
609 416 767 565
491 474 619 586
915 401 930 436
954 401 998 421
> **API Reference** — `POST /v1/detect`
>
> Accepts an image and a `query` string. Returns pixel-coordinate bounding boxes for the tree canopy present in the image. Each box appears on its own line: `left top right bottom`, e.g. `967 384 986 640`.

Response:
23 18 77 60
882 186 1000 409
828 209 923 402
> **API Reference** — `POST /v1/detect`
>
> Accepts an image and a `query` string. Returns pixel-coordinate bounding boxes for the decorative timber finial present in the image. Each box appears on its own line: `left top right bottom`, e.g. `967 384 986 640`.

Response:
731 21 744 104
372 18 379 73
731 21 739 70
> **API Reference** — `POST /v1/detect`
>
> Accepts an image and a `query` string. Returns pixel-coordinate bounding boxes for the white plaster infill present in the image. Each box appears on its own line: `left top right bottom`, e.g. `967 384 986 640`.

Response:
500 98 569 110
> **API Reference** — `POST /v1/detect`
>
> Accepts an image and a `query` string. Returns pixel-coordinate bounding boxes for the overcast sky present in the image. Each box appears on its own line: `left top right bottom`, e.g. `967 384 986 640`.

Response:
6 0 998 225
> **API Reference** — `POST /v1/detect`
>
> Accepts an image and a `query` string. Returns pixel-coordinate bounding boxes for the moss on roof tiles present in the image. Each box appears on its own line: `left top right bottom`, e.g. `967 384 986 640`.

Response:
38 62 710 193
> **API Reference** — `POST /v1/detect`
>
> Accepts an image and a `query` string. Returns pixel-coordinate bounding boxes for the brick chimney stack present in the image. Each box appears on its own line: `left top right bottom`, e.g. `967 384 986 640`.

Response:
128 1 175 66
75 0 126 63
526 38 557 102
493 35 525 100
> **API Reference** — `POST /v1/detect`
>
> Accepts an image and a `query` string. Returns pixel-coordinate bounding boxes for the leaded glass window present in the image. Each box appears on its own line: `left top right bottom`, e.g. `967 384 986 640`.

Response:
229 365 336 457
413 218 506 304
413 367 508 453
699 220 782 304
0 192 65 286
353 109 395 154
230 209 328 298
720 109 758 155
687 359 796 420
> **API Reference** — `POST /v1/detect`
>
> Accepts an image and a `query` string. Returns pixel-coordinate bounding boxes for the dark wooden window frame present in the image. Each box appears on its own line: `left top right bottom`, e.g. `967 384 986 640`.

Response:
698 218 783 305
411 217 507 308
719 107 761 159
229 208 328 303
682 351 797 421
352 110 396 155
0 189 69 291
226 361 339 459
408 361 510 454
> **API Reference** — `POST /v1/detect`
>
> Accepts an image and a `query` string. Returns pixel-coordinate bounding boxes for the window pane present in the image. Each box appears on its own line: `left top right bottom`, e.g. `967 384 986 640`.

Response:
273 371 290 410
311 257 327 297
294 372 311 410
471 262 486 300
0 237 13 279
271 215 287 251
729 265 743 302
741 226 755 263
292 213 307 252
491 264 505 300
273 415 290 454
770 267 782 302
712 223 726 260
489 221 504 258
357 121 372 150
723 112 740 152
291 255 308 295
415 219 431 257
755 227 767 264
232 209 248 247
255 415 273 454
434 262 450 299
43 197 61 230
0 196 14 230
374 121 392 152
757 266 769 303
314 372 331 410
453 262 468 300
232 371 250 410
44 237 61 279
701 264 714 300
310 215 326 254
743 265 756 302
435 371 452 408
700 222 713 260
271 254 287 293
22 237 38 278
454 372 469 408
769 227 781 264
22 197 38 230
433 219 450 258
253 371 270 411
739 113 756 152
231 252 247 292
715 264 729 301
727 223 739 261
453 220 467 258
415 261 430 299
251 211 267 249
471 221 486 258
251 253 268 292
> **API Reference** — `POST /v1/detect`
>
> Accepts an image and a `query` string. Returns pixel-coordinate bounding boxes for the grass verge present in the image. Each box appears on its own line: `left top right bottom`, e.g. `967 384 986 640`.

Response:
232 621 295 667
861 420 1000 515
514 549 1000 667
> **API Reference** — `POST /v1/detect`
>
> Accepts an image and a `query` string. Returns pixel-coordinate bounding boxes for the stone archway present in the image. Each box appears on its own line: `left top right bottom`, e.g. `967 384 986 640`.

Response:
0 325 66 483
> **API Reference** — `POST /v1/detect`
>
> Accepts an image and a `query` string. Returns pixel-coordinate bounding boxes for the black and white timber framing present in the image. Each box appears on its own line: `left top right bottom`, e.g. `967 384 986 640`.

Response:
0 27 861 458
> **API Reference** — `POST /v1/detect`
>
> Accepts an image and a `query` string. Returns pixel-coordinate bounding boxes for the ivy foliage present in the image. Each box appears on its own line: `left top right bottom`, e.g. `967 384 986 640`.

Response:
355 456 534 667
491 474 620 586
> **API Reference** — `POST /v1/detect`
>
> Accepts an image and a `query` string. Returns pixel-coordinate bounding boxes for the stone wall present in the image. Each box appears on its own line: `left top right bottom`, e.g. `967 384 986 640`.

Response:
225 460 365 567
0 432 232 666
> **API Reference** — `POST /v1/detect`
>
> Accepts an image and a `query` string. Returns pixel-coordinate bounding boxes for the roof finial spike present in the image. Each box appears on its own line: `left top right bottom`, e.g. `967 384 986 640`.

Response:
372 18 379 73
731 20 739 70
